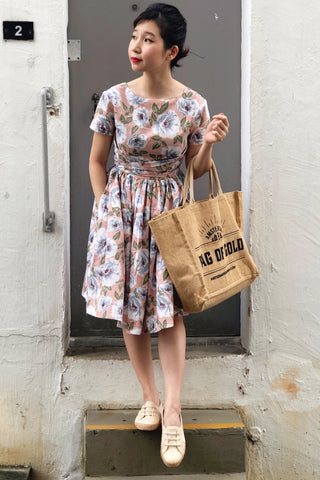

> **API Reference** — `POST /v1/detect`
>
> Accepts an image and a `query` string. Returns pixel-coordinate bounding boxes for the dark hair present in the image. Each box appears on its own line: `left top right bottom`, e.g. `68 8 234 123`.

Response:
133 3 189 69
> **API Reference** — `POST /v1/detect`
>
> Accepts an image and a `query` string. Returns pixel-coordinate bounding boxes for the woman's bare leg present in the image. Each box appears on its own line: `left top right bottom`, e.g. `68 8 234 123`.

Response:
122 329 160 405
158 316 186 427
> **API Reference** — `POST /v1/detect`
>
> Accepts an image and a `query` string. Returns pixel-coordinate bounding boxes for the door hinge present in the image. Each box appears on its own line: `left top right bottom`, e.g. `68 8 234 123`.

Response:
67 39 81 61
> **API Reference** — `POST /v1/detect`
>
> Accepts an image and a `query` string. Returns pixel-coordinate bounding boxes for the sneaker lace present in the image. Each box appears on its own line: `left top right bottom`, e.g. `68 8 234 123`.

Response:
140 404 157 418
163 428 181 447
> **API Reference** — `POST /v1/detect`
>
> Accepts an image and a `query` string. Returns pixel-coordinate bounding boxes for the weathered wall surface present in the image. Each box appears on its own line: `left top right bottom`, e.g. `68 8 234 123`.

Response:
246 1 320 478
0 0 320 479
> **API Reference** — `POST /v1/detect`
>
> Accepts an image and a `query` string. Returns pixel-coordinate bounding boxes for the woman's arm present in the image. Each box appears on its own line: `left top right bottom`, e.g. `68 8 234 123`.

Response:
185 113 230 179
89 132 113 204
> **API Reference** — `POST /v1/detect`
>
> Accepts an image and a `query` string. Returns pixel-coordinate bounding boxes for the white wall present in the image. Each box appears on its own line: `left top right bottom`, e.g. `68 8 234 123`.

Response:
1 0 320 479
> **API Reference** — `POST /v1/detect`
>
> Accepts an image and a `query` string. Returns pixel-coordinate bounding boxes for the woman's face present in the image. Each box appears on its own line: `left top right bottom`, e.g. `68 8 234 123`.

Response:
128 20 172 74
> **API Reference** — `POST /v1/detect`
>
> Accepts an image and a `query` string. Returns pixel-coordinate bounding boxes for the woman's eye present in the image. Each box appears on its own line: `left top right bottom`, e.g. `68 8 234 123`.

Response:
145 38 153 43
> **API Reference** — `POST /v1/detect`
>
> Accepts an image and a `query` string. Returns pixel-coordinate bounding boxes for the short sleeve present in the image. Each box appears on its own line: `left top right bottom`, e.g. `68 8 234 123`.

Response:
188 97 210 146
90 89 115 136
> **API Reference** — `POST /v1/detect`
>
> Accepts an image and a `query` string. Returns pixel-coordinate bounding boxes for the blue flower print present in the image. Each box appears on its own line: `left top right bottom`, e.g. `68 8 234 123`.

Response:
157 191 165 211
157 294 173 318
130 271 136 288
168 178 179 194
150 235 158 258
191 127 206 144
133 213 144 238
98 92 109 110
134 248 149 276
128 293 143 321
87 273 99 298
146 315 158 334
158 280 173 297
91 115 112 135
115 120 127 144
98 296 112 311
152 110 180 138
128 134 147 149
88 230 96 247
109 185 120 207
127 162 144 175
98 194 109 220
86 251 93 268
94 228 108 256
126 87 146 106
133 107 149 127
156 253 166 272
112 300 124 319
173 195 182 208
135 188 145 208
105 238 117 258
129 155 144 163
122 208 132 234
177 97 199 117
95 259 121 287
108 216 122 232
161 146 182 160
108 87 121 106
194 103 205 126
151 273 157 290
136 285 148 300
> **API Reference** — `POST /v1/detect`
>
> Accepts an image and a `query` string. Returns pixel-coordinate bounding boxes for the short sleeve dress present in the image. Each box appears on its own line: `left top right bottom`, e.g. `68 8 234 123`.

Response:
82 82 210 335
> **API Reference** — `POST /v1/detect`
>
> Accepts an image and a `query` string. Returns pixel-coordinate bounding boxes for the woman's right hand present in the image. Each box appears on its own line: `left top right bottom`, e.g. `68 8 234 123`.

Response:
89 132 113 204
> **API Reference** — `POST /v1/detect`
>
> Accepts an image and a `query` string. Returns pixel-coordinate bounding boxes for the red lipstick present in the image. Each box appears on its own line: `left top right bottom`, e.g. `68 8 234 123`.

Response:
131 57 142 63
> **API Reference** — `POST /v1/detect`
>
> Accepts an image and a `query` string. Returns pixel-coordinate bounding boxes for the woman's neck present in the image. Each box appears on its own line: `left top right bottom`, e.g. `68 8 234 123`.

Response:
129 71 184 99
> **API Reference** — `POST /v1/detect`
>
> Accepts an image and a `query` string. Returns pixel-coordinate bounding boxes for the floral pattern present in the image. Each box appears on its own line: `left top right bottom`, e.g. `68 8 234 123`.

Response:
82 82 210 335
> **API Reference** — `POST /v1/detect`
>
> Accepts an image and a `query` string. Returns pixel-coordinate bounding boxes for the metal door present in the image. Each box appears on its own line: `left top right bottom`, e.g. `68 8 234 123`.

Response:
68 0 241 341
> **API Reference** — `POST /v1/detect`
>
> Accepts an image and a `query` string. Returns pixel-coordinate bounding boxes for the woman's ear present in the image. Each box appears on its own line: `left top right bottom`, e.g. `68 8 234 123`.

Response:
167 45 179 60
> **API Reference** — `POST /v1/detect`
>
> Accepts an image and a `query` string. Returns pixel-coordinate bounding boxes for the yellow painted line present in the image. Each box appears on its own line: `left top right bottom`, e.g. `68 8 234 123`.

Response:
183 423 244 429
87 424 137 430
86 422 244 431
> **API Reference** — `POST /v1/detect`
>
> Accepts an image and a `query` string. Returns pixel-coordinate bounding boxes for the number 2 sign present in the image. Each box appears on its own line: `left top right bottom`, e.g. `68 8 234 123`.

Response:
3 21 34 40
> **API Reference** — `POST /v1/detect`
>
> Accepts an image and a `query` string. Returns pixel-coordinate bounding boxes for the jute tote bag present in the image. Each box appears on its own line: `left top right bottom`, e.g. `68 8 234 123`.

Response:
149 159 259 313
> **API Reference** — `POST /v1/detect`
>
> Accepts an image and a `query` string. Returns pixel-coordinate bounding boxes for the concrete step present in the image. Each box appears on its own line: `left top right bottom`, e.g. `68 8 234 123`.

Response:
86 474 246 480
85 408 245 477
0 466 32 480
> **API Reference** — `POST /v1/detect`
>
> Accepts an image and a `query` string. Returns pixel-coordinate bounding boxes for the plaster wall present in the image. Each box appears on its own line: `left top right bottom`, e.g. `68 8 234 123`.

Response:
0 0 320 479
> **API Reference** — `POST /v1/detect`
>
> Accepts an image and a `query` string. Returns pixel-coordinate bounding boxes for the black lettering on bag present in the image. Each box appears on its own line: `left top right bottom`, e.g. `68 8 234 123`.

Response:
215 247 224 262
199 251 213 267
199 254 207 267
215 238 244 262
237 238 244 251
204 251 213 265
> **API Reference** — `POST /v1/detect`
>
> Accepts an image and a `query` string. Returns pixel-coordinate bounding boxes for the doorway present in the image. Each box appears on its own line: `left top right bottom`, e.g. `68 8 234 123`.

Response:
68 0 242 342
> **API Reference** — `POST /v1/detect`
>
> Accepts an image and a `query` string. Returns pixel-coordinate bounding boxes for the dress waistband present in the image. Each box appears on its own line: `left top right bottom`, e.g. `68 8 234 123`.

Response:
112 158 184 178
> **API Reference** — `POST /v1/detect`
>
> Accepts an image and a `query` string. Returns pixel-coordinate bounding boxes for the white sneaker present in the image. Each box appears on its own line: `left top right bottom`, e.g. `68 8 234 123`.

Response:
160 409 186 468
134 401 162 431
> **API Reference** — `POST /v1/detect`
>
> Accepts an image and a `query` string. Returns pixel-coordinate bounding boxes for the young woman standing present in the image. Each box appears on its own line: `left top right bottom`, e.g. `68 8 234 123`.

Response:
82 2 229 467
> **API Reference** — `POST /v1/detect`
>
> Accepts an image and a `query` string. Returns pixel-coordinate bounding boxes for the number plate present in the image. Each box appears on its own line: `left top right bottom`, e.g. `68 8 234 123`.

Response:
3 21 34 40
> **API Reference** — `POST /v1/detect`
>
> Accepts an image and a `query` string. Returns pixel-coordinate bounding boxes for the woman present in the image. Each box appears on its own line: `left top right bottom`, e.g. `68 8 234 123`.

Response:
82 2 229 467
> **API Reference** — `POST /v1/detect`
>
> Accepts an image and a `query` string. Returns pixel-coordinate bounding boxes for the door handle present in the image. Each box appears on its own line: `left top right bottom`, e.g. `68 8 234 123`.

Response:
41 87 55 232
91 93 100 118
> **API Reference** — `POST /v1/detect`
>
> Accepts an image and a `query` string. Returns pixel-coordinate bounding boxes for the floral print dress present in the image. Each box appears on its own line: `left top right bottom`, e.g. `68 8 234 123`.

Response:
82 82 210 335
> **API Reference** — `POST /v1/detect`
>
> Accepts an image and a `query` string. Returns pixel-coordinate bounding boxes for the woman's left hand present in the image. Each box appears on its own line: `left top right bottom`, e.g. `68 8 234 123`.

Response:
204 113 230 145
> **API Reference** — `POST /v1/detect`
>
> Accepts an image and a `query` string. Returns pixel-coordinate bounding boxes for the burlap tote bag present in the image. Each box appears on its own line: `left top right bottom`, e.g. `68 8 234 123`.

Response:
149 158 259 313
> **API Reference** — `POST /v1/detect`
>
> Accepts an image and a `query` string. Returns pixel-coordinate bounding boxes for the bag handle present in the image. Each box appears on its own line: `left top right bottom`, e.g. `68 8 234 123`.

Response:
183 157 223 206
